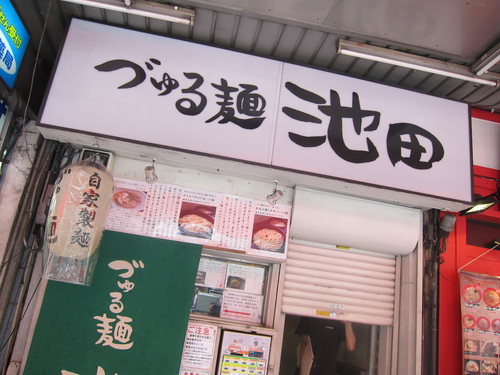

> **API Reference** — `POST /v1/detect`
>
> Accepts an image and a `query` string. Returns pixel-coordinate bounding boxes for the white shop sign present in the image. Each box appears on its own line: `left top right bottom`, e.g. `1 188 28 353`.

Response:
39 19 472 202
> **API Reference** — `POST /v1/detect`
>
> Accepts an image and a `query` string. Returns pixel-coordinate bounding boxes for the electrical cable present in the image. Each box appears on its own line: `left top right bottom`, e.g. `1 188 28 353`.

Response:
22 0 54 165
458 240 500 272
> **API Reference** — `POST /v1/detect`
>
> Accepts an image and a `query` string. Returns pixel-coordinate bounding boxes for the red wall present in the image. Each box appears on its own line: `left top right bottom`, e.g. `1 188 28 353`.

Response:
438 109 500 375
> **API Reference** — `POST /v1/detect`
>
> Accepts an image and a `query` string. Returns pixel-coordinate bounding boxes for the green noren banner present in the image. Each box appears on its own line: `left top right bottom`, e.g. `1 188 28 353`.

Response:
24 230 202 375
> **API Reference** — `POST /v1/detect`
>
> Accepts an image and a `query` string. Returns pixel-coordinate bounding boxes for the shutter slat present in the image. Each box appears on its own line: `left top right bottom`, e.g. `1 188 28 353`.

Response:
283 290 394 309
285 267 395 288
289 243 397 265
287 258 395 280
284 281 395 302
282 243 396 326
288 252 396 273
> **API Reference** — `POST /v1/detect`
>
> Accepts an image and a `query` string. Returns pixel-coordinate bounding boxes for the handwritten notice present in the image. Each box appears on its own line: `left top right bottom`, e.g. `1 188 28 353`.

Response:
180 323 218 374
220 290 264 324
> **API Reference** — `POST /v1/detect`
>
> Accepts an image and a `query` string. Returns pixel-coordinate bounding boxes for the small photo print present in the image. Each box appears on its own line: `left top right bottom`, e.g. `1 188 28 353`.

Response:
112 189 147 212
226 276 246 290
250 215 288 253
464 359 479 374
178 202 216 239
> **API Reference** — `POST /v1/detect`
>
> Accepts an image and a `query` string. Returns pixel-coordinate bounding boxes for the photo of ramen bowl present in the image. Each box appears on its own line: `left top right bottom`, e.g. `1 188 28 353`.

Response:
178 209 215 239
492 319 500 333
251 223 285 252
463 285 481 304
477 316 490 331
483 288 500 307
226 276 246 290
112 189 147 211
463 315 475 329
465 360 479 373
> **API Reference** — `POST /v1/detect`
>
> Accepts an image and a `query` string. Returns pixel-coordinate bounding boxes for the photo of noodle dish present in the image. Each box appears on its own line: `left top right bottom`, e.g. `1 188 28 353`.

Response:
465 360 479 373
464 339 479 354
178 203 216 240
477 316 490 331
463 285 481 304
492 319 500 333
112 189 147 211
480 341 499 358
251 215 288 253
483 288 500 307
463 315 475 329
480 360 497 374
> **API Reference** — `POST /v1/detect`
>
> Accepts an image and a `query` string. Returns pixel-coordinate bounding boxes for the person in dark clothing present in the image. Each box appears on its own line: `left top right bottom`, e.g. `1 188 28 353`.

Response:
295 316 355 375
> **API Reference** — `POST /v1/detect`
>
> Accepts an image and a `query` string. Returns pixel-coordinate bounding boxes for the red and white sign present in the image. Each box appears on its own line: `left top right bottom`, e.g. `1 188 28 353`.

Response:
180 323 218 374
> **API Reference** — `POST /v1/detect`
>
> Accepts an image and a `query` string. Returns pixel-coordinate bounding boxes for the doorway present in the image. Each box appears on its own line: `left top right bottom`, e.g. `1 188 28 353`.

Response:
279 314 374 375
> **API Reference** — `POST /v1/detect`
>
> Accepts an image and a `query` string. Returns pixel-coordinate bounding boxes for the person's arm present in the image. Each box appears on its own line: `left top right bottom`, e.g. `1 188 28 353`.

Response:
344 322 356 351
299 334 309 361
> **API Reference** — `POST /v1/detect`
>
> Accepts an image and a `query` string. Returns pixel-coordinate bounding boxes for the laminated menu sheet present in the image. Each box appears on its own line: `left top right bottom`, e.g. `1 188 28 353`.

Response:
459 271 499 375
105 177 291 260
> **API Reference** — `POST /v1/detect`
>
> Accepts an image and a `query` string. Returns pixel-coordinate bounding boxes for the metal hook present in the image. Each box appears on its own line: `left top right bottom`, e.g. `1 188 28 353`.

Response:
145 158 158 184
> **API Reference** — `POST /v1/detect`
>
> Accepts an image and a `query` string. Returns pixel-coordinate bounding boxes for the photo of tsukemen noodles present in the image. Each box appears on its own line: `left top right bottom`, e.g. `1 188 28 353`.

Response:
177 202 216 240
250 215 288 253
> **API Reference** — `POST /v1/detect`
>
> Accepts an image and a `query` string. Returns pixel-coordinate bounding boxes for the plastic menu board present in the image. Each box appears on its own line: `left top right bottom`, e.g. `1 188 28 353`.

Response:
459 271 500 375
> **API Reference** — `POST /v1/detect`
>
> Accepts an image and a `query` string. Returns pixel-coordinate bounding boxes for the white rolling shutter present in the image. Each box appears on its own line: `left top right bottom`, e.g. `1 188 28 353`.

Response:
282 243 398 326
290 188 420 256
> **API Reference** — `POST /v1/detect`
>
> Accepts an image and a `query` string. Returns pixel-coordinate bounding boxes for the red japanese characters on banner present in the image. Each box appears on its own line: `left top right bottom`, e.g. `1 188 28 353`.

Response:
459 271 500 375
43 157 113 285
179 323 218 375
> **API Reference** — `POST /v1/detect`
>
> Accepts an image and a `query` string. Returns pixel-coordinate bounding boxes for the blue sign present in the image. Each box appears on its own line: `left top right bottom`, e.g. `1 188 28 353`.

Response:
0 0 29 88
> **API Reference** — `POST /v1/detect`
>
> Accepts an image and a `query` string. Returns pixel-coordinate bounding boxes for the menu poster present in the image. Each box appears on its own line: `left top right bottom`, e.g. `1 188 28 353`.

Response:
180 323 218 375
106 178 291 259
459 271 500 375
218 331 272 375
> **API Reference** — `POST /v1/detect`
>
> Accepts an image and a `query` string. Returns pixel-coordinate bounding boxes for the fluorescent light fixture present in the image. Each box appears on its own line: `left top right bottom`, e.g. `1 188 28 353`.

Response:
472 42 500 76
459 191 499 216
338 39 498 87
60 0 195 26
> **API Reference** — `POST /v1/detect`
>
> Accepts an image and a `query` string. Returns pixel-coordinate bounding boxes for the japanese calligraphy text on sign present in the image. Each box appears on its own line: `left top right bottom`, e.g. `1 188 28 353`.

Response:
39 19 471 203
